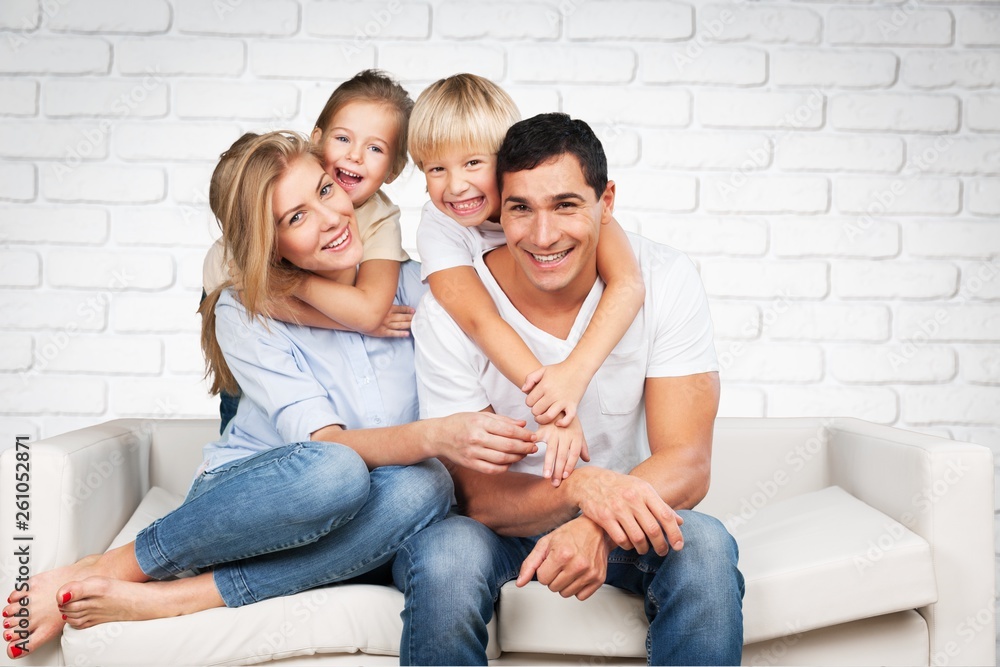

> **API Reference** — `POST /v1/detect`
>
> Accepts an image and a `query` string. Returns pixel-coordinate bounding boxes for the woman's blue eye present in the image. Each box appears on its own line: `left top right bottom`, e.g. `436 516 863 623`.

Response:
289 212 302 225
320 184 332 196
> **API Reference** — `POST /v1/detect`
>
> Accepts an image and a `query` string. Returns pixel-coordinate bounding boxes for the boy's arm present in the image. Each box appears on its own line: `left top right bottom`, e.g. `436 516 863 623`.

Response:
525 217 645 425
289 259 401 334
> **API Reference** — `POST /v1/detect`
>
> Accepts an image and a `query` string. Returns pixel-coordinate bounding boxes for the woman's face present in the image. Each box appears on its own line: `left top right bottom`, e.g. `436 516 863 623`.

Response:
272 156 363 275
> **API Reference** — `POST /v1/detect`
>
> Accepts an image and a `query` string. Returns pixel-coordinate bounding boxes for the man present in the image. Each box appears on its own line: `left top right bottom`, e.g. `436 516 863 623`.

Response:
394 113 744 666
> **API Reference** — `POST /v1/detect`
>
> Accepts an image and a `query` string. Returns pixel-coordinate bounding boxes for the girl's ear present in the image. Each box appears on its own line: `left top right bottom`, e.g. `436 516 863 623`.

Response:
383 169 398 185
310 126 323 145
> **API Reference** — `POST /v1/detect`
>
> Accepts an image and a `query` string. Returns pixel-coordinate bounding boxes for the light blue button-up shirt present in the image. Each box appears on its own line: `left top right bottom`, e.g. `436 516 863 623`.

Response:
202 261 427 472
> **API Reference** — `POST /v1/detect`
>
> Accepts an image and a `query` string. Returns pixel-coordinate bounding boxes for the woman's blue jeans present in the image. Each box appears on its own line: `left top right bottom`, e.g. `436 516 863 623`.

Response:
133 441 453 607
392 511 744 666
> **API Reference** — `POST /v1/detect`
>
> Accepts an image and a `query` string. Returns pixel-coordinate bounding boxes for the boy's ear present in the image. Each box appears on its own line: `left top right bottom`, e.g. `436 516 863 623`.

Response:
310 126 323 144
600 180 616 225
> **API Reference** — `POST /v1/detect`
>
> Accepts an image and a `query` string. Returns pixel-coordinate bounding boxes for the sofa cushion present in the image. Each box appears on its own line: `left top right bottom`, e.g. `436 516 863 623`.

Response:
496 486 937 656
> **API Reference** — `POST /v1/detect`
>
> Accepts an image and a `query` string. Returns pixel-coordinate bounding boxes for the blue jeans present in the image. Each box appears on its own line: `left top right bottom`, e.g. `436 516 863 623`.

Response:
393 511 744 666
134 441 453 607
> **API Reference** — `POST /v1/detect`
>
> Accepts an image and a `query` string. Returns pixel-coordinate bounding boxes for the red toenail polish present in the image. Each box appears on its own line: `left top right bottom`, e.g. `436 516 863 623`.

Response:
1 611 7 618
62 614 67 621
61 592 71 604
2 620 9 628
11 646 23 658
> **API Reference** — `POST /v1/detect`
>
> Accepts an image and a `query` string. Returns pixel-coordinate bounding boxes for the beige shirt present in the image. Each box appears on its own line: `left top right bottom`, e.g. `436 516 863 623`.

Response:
202 189 410 293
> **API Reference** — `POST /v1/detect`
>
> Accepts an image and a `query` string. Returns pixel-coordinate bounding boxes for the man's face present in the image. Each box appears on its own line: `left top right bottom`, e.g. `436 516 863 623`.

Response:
499 153 614 295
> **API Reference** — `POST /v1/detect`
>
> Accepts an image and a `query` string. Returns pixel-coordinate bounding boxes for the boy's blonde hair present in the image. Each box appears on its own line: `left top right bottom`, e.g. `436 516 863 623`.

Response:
313 69 413 180
408 73 520 170
200 131 320 395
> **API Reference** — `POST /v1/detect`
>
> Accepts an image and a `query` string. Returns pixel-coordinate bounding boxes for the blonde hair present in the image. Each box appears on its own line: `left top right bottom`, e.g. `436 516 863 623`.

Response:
407 73 520 171
199 131 321 395
313 69 413 180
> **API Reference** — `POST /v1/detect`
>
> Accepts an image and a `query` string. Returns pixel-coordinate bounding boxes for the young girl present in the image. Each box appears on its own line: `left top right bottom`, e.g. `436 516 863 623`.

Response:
408 74 645 486
3 132 537 660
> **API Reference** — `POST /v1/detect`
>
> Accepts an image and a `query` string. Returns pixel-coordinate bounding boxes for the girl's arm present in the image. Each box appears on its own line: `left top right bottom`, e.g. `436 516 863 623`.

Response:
524 218 645 425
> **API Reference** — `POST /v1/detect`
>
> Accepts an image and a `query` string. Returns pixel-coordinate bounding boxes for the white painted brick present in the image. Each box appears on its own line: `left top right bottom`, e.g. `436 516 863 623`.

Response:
46 250 174 291
642 46 766 86
0 163 35 202
175 81 299 120
699 260 828 299
0 291 107 331
252 41 376 79
767 304 890 341
114 207 216 248
959 9 1000 46
178 251 206 290
903 52 1000 89
772 218 900 259
42 335 161 374
768 386 898 423
48 0 170 33
116 122 242 162
613 172 696 211
897 305 1000 342
830 93 959 133
561 87 690 127
118 38 245 77
700 5 821 44
44 79 168 118
719 343 823 383
597 128 640 167
503 87 558 121
907 137 1000 176
171 165 215 206
0 420 38 450
828 8 953 46
903 386 1000 425
567 2 692 41
702 175 829 214
834 261 958 299
510 46 634 83
0 80 37 115
961 347 1000 384
907 221 1000 258
710 302 760 339
0 121 108 159
640 217 768 256
309 1 429 38
698 90 825 129
0 334 32 371
0 0 38 30
436 2 553 40
717 386 765 418
830 345 956 383
776 135 904 173
968 179 1000 216
113 294 202 333
645 132 770 170
835 177 961 215
177 0 298 35
968 95 1000 132
109 376 216 418
0 36 110 75
42 164 164 204
0 250 39 288
0 207 107 244
0 376 106 415
959 258 1000 301
771 50 898 88
165 335 207 374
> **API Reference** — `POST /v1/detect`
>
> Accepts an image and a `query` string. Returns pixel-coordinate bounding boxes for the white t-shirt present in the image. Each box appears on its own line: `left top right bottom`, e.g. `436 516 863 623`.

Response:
415 200 507 282
413 233 718 478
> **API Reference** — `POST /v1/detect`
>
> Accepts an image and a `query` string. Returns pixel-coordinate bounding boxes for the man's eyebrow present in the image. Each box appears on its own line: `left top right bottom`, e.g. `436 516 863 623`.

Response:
550 192 586 202
277 173 326 224
503 195 531 206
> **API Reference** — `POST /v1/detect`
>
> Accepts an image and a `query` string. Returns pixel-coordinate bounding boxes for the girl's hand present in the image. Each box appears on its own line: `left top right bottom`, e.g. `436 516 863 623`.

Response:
368 305 414 338
536 417 590 487
522 362 589 427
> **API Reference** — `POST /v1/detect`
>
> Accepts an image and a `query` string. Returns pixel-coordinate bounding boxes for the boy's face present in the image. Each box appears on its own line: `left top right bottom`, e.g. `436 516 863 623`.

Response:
423 149 501 228
311 100 398 208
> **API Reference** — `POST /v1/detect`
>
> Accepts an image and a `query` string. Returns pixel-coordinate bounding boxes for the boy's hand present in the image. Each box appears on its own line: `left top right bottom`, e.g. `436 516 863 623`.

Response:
522 362 589 427
537 417 590 487
368 305 414 338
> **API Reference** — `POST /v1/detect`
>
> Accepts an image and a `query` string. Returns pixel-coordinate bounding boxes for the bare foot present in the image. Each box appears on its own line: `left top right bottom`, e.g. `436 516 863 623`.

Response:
59 573 223 629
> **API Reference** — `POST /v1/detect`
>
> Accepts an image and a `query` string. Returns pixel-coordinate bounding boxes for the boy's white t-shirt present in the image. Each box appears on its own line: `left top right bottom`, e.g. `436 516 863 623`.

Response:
415 201 507 282
413 234 719 478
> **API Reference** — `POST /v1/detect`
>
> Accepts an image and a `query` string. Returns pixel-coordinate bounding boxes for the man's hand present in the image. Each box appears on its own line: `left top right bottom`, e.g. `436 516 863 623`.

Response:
368 304 414 338
522 361 589 426
430 412 538 474
565 467 684 556
516 516 612 601
536 417 590 487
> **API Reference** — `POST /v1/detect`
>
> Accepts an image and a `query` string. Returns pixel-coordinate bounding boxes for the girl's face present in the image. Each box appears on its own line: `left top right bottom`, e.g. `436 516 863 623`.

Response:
311 100 399 208
272 156 363 276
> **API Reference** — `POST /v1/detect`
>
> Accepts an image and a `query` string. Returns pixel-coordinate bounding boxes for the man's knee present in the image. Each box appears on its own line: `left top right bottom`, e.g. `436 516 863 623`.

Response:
395 516 498 589
675 511 739 563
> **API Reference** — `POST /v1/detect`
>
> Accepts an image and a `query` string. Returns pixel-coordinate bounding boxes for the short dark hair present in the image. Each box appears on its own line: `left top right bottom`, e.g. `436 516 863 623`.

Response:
496 113 608 200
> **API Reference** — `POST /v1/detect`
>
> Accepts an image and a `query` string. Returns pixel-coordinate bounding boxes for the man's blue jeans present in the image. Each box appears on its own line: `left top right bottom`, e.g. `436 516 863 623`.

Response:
133 442 453 607
393 511 744 666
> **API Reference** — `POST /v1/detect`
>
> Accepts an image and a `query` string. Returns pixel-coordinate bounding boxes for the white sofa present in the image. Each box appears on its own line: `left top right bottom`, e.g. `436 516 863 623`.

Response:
1 417 994 666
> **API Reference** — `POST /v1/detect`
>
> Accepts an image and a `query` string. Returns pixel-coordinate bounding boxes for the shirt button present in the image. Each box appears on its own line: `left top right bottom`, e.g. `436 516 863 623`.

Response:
373 416 383 425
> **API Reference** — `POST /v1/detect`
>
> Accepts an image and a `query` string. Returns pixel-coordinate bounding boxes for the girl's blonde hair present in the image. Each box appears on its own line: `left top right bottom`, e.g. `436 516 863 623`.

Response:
313 69 414 181
407 73 520 170
199 130 321 395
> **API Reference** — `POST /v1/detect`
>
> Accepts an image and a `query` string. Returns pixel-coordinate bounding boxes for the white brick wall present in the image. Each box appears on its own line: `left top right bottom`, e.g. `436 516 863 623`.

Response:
1 1 998 654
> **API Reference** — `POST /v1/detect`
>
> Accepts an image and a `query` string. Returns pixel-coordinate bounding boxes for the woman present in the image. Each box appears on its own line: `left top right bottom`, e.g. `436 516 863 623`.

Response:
3 132 537 660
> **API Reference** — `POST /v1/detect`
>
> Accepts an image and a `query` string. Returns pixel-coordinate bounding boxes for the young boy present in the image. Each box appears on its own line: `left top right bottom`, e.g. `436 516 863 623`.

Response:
408 74 645 485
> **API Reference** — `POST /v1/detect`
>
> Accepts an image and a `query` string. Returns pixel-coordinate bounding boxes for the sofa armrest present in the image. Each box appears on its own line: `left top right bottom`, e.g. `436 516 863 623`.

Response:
826 417 995 667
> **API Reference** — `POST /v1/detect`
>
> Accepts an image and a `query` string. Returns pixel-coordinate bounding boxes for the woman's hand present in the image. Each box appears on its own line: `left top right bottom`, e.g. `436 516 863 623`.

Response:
430 412 537 474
